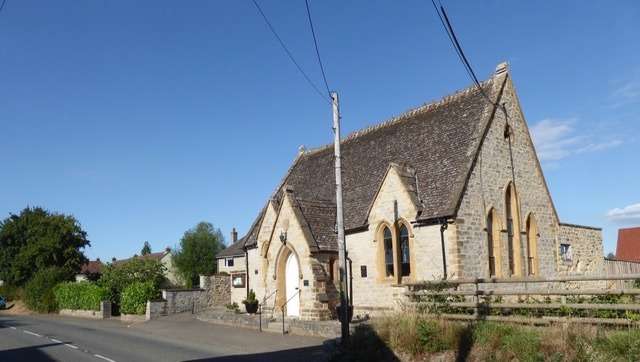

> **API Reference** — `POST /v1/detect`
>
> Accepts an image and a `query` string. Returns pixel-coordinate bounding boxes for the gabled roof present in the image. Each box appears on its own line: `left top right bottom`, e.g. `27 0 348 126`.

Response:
232 66 508 252
615 227 640 262
276 75 501 232
217 237 247 258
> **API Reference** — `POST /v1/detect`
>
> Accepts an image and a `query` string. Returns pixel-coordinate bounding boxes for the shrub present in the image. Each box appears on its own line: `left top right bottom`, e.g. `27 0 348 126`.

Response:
593 329 640 361
98 258 166 309
417 319 448 353
120 281 158 315
24 267 71 313
0 284 23 302
225 302 240 313
54 282 108 311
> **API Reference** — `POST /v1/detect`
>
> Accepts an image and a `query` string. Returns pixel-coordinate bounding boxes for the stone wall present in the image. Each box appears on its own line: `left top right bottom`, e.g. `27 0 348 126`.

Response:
455 71 564 279
557 223 604 275
346 166 458 316
58 301 111 319
162 289 203 314
146 301 167 320
199 274 231 308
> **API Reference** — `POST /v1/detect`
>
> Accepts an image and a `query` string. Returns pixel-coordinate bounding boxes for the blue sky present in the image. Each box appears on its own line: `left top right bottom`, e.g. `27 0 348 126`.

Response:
0 1 638 260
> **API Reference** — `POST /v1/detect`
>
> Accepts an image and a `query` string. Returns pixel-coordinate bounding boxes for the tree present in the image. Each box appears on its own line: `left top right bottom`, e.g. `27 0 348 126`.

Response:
606 252 616 260
141 241 152 256
172 222 225 287
0 207 90 286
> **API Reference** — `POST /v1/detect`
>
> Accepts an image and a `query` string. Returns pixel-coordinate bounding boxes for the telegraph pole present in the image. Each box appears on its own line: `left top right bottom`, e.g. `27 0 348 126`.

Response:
332 91 349 344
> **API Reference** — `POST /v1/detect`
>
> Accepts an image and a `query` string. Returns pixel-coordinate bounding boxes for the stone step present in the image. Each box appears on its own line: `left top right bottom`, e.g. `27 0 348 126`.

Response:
263 321 290 334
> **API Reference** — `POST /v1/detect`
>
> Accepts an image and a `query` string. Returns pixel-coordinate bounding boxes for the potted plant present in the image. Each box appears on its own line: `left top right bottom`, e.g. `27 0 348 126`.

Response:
243 289 259 314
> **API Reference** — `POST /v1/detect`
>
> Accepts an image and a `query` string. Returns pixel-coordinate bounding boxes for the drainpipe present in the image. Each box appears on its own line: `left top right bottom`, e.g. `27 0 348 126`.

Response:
440 219 449 280
244 246 250 299
346 255 353 307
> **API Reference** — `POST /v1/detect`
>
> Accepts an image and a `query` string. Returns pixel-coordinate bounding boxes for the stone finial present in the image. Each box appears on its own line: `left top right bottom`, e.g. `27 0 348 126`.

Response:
298 145 306 155
495 62 508 75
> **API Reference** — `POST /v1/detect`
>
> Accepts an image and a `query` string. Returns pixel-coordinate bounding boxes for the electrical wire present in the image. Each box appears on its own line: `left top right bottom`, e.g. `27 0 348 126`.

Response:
304 0 331 97
251 0 331 104
429 0 495 105
0 0 7 15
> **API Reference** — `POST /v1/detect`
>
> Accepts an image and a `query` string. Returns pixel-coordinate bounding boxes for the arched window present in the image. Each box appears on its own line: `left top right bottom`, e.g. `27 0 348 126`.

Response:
399 225 410 276
526 215 539 276
505 183 522 277
486 209 502 278
383 227 394 277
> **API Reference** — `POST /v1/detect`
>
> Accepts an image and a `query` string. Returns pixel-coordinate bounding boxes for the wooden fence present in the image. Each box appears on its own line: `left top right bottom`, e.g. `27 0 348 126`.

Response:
604 258 640 275
405 274 640 326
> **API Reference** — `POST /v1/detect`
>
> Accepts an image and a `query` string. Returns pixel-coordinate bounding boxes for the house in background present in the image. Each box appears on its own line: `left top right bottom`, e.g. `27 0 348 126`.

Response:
114 248 182 286
216 228 249 302
75 259 104 282
615 227 640 262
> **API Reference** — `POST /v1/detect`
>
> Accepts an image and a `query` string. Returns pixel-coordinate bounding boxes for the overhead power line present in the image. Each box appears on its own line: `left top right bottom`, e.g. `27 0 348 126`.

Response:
428 0 494 104
304 0 331 97
251 0 331 104
0 0 7 15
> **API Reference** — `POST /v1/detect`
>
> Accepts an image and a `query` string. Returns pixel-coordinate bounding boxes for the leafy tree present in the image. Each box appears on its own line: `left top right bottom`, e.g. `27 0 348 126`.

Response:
606 252 615 260
0 207 90 286
172 222 225 287
141 241 152 256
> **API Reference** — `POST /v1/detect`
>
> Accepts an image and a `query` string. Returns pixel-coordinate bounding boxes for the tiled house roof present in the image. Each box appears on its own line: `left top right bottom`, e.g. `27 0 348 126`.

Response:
615 227 640 262
232 72 504 253
217 237 247 258
79 260 104 275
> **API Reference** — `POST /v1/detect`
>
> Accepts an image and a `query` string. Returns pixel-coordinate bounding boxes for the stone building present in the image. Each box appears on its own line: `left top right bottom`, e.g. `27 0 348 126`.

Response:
216 63 604 320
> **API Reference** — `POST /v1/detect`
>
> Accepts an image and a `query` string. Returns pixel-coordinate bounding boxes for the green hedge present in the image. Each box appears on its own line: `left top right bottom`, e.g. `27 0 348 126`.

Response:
24 267 70 313
54 282 108 311
120 281 158 315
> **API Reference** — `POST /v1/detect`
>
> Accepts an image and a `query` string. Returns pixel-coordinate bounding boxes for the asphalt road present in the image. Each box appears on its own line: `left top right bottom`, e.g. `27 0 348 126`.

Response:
0 313 329 362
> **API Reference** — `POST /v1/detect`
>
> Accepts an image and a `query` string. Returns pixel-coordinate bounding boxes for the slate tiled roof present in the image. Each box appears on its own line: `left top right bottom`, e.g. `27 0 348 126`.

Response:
217 237 247 258
232 72 504 253
294 198 337 251
615 227 640 262
284 80 496 232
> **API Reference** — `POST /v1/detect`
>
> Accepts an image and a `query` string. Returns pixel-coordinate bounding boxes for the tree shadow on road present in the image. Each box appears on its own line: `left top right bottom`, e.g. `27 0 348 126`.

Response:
0 343 60 362
184 345 328 362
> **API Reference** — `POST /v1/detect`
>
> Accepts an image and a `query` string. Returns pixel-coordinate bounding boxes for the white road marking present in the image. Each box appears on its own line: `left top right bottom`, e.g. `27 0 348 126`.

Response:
94 354 117 362
65 343 79 349
9 326 17 330
50 338 63 344
24 330 42 337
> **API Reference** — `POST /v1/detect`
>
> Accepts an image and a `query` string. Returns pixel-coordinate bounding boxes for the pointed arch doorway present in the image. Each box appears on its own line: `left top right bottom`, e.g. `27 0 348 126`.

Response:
285 252 300 317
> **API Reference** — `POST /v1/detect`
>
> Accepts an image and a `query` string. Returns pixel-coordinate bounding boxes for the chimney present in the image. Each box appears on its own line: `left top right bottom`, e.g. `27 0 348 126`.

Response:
231 228 238 243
